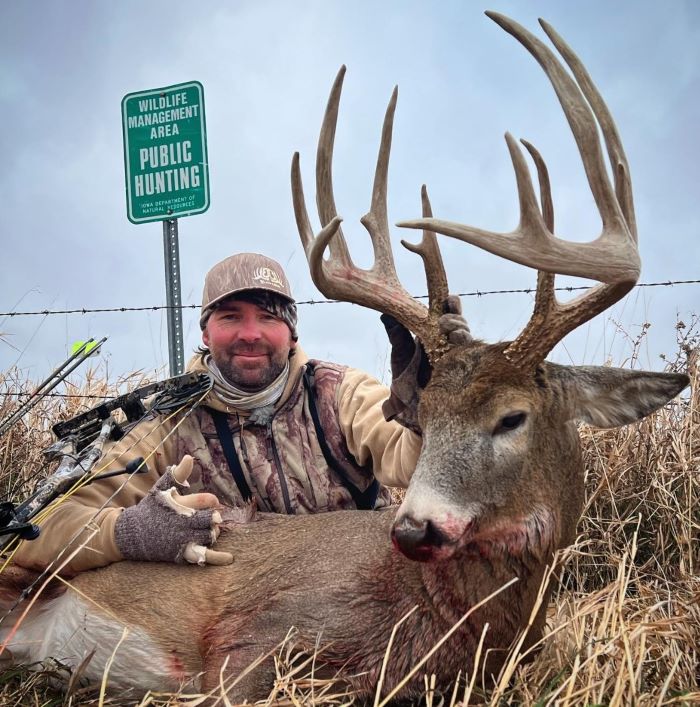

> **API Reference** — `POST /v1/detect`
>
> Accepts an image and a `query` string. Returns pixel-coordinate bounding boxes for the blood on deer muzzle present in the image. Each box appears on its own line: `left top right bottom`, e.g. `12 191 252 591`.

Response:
391 515 446 561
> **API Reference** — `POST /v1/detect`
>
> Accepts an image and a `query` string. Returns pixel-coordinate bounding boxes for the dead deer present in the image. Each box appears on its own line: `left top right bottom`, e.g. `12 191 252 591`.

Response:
0 11 689 702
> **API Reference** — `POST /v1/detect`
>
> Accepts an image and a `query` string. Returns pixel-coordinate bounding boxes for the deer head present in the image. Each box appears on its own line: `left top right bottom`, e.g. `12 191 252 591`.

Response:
292 12 689 565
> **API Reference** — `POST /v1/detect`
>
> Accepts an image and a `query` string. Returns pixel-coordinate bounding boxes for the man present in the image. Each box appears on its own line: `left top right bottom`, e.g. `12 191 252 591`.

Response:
14 253 458 574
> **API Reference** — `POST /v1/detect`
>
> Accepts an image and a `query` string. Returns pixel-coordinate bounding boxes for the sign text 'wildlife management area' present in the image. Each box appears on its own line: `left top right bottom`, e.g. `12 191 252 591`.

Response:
122 81 210 224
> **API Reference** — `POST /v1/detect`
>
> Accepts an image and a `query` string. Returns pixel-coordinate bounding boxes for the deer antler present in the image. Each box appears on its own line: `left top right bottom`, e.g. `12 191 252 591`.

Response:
397 12 640 367
291 66 450 362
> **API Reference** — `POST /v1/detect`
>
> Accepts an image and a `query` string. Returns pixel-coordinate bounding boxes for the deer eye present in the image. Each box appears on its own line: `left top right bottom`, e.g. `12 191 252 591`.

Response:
494 412 527 435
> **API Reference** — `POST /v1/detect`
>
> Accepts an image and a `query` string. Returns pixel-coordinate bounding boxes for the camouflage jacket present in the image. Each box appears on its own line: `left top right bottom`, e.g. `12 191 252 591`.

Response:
13 348 421 573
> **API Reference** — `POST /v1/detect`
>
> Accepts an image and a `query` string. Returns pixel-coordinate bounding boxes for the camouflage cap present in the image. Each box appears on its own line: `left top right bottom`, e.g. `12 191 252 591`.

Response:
200 253 294 328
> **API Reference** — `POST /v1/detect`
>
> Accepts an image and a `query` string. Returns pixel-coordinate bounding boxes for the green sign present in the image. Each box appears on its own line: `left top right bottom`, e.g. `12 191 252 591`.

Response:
121 81 210 224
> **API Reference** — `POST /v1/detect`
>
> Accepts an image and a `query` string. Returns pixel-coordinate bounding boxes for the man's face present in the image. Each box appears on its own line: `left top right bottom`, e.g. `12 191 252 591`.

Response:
202 298 296 391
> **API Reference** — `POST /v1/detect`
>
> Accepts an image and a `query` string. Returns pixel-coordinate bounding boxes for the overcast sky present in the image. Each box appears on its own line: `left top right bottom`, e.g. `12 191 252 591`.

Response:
2 0 698 391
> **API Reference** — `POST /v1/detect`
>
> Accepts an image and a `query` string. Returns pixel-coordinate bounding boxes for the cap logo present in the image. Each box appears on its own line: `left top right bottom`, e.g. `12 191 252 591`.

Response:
252 266 285 290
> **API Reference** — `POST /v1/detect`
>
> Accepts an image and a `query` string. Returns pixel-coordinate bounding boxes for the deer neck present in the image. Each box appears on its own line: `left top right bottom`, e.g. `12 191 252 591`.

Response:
418 532 554 620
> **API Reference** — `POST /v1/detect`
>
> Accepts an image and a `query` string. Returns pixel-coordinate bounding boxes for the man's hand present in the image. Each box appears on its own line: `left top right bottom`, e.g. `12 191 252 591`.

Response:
114 455 233 566
381 296 470 434
438 295 471 345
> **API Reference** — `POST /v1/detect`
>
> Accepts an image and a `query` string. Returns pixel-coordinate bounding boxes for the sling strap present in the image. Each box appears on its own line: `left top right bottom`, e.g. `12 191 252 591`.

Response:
302 363 380 511
208 409 253 502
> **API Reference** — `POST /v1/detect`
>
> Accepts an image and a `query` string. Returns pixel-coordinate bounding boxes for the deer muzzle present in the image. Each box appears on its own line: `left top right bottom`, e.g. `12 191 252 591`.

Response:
391 513 476 562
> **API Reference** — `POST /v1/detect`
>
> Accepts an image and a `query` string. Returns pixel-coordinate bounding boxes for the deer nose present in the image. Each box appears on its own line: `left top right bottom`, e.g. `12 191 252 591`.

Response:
391 515 446 562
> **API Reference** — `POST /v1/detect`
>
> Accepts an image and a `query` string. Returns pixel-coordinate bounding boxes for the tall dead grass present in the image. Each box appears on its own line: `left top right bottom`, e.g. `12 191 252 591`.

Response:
0 330 697 706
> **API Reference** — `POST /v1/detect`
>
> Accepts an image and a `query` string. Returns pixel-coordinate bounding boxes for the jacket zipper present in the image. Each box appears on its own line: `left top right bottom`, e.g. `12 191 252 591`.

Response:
267 422 292 514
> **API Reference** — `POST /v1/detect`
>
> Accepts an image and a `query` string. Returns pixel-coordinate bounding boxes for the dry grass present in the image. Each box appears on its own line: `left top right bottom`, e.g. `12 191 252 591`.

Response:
0 330 698 706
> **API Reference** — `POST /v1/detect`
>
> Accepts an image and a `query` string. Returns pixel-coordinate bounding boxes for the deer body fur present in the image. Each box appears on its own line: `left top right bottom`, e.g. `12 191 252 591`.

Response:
0 351 686 700
0 509 558 697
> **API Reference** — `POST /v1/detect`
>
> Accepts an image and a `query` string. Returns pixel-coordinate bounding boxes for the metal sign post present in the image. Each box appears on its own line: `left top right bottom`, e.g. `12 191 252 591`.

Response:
122 81 210 376
163 219 184 375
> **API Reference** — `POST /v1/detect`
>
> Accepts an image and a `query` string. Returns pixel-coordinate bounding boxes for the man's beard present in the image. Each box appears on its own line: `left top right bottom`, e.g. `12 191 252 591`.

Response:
210 343 289 391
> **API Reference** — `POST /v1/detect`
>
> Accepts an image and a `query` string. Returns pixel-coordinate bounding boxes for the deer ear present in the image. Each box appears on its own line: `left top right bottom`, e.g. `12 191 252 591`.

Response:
551 365 689 429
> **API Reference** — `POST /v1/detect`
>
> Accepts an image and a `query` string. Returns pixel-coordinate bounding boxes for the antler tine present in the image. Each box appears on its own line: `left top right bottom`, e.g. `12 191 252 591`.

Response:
359 85 402 285
506 139 560 364
401 185 452 361
401 185 450 320
539 19 636 242
521 139 556 336
291 151 317 253
292 66 449 359
315 65 354 267
522 140 554 233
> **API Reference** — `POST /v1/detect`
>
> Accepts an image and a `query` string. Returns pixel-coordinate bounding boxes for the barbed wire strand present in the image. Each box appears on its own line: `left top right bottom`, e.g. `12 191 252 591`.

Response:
1 278 698 317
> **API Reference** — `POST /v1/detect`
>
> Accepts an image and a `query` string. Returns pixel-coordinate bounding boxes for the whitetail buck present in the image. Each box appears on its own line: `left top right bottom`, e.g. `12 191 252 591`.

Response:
0 11 689 702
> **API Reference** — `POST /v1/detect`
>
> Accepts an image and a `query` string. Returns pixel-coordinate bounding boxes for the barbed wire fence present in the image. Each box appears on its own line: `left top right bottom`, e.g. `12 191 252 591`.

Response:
1 277 698 400
1 279 698 318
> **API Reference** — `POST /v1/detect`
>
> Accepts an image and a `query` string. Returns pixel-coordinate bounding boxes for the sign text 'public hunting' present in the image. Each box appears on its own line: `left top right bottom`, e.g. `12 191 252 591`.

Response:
122 81 210 224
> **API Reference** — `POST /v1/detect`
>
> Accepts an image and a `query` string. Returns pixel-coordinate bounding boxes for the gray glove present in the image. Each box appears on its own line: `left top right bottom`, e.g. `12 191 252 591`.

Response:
438 295 472 346
381 296 470 434
114 455 233 566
